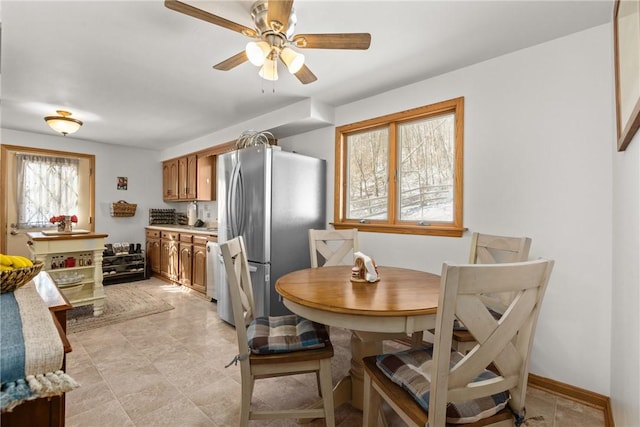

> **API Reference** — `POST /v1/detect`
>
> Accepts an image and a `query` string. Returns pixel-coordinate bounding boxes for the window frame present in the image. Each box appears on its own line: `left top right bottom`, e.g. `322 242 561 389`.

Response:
0 144 95 253
333 97 465 237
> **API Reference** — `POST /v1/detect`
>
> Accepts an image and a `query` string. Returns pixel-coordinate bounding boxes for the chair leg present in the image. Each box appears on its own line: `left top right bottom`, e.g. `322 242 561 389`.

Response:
363 370 381 427
319 358 335 427
240 370 252 427
316 372 322 397
410 331 424 348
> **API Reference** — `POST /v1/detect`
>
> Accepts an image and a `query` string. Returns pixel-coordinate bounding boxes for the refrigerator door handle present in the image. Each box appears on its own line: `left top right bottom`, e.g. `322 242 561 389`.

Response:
228 160 240 237
236 168 246 236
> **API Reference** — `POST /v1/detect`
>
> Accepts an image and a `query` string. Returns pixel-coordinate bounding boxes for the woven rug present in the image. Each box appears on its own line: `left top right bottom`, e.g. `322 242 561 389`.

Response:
66 283 174 334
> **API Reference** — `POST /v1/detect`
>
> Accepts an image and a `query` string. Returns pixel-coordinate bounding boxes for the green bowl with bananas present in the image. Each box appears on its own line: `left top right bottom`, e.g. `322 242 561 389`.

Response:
0 260 44 294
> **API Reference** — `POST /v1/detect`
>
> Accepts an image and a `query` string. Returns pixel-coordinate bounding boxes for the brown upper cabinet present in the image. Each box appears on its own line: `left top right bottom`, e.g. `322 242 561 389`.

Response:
163 154 215 201
162 158 179 200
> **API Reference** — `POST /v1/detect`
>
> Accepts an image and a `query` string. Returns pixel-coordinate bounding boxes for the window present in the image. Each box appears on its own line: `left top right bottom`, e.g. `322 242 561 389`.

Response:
16 154 80 228
334 97 465 237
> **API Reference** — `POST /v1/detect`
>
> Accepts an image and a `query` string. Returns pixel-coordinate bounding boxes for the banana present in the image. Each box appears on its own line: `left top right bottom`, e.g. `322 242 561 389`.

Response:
0 254 13 267
9 256 31 269
0 264 14 271
12 256 33 267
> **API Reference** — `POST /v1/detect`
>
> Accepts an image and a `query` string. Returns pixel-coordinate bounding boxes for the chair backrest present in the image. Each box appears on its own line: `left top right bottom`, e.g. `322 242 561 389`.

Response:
219 236 255 355
429 259 554 426
469 232 532 264
308 228 358 268
469 232 532 312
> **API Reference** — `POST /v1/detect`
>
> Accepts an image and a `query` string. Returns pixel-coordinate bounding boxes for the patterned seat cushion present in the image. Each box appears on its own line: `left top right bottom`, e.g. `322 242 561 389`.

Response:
376 345 510 424
247 315 329 355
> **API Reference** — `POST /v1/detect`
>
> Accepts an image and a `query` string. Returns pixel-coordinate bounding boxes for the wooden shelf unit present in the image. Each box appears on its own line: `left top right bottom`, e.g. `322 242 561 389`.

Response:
27 232 108 316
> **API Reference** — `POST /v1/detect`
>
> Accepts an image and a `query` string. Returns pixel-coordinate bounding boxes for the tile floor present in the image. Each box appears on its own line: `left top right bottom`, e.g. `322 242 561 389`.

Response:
65 279 605 426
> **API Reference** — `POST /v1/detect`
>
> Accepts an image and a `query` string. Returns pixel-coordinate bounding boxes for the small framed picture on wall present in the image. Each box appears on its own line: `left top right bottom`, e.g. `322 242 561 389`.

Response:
117 176 128 190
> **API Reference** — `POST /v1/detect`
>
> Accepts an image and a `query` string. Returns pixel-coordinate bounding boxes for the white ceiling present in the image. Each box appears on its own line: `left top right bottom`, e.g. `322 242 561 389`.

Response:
1 0 613 151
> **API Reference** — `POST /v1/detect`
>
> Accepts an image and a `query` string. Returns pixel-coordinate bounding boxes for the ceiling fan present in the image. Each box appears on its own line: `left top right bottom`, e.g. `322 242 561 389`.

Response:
165 0 371 84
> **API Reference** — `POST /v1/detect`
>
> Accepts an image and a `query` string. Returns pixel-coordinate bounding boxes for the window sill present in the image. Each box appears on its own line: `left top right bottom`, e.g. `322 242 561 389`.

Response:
332 222 467 237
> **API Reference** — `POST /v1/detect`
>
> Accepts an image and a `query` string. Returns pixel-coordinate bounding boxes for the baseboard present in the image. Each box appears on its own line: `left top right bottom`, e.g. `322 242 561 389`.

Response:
527 373 614 427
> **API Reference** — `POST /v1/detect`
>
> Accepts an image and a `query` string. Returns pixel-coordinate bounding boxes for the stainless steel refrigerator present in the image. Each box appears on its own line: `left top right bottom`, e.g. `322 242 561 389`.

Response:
216 146 326 325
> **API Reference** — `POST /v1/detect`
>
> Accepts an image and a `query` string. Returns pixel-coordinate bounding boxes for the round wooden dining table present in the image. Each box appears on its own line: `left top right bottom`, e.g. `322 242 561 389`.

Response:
275 265 441 411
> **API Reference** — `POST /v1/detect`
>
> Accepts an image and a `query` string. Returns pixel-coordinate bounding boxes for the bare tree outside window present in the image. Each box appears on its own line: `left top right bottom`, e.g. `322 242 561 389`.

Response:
347 128 389 220
398 114 454 222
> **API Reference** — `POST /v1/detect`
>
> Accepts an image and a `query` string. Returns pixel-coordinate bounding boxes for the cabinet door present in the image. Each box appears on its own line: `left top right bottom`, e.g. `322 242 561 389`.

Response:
163 160 178 200
160 240 171 279
179 242 192 286
168 242 179 281
192 243 207 294
146 239 160 273
178 157 189 199
186 154 197 200
196 155 215 201
160 240 178 280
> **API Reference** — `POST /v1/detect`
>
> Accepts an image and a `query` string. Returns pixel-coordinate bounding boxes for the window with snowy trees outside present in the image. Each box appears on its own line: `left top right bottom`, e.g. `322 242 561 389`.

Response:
334 97 465 237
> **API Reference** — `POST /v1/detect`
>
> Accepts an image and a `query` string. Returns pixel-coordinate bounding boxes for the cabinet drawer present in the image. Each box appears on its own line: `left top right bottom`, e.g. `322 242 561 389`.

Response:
146 229 161 239
161 231 179 241
193 235 208 246
180 234 193 243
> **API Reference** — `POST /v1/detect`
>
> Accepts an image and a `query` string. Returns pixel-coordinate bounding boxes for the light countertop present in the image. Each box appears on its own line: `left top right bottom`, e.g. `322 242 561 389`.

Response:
146 224 217 236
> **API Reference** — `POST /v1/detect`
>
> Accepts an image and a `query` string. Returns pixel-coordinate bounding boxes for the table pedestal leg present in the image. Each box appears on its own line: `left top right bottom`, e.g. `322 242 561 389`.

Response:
349 331 383 410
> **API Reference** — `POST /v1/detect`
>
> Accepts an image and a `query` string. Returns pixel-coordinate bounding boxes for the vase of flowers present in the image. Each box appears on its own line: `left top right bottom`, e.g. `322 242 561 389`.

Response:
49 215 78 232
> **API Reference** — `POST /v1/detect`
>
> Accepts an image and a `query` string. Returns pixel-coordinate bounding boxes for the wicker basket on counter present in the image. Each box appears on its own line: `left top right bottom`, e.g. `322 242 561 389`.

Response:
110 200 137 217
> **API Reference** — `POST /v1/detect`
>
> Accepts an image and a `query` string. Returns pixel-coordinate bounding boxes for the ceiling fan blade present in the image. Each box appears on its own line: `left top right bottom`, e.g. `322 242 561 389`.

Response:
267 0 293 32
294 64 317 85
293 33 371 50
165 0 257 37
213 51 249 71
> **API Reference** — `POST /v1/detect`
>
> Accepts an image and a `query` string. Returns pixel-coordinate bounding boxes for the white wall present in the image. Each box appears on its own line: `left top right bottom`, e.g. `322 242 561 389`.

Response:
611 131 640 424
1 129 165 246
282 25 615 396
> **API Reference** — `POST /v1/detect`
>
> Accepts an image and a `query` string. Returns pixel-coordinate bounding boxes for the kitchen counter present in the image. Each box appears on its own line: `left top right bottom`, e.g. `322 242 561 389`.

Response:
27 230 109 241
146 225 217 236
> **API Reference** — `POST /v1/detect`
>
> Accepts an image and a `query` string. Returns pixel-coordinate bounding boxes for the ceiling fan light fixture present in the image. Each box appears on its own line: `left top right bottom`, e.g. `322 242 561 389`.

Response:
44 110 83 136
259 58 279 81
280 47 305 74
246 41 270 66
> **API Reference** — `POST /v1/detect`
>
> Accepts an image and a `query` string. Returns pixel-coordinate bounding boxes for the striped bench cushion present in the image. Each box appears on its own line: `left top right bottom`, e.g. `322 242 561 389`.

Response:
376 345 510 424
247 315 329 355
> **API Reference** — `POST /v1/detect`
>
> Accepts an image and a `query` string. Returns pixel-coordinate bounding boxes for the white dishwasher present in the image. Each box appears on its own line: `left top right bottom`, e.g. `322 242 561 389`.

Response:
206 239 235 324
205 241 218 301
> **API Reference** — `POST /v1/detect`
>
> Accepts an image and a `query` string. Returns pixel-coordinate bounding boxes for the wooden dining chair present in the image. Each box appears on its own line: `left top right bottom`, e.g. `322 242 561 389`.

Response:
412 232 533 350
308 228 358 268
363 259 554 427
451 232 532 353
219 236 335 427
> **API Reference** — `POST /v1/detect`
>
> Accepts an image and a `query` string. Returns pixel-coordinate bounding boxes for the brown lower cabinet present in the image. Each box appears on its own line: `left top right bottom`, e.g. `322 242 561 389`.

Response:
191 235 208 294
145 229 161 274
178 234 193 287
147 228 214 295
160 231 179 282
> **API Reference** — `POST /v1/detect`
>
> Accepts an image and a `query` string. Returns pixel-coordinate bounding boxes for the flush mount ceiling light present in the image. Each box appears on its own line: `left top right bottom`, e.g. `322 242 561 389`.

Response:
44 110 83 136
